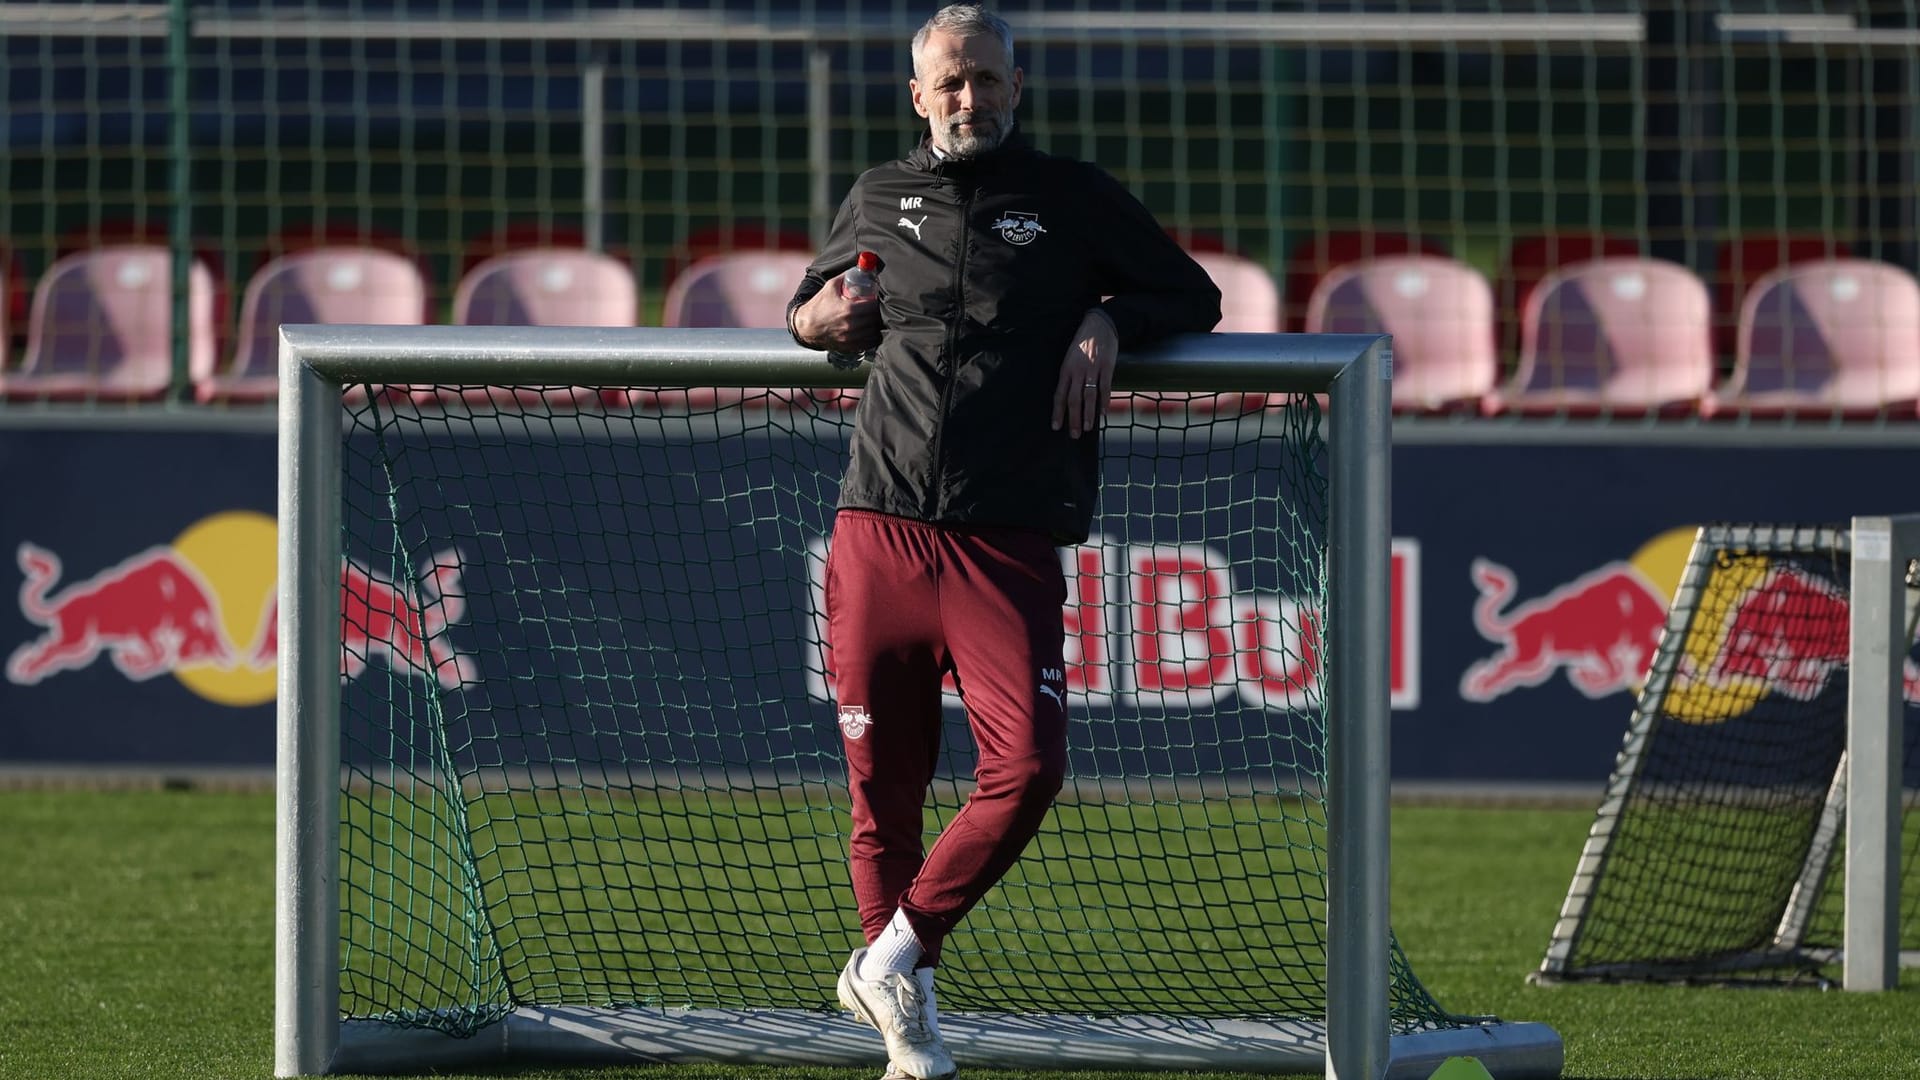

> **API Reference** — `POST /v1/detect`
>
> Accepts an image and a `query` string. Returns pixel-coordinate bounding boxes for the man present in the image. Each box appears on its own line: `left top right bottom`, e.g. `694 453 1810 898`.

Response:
787 6 1221 1078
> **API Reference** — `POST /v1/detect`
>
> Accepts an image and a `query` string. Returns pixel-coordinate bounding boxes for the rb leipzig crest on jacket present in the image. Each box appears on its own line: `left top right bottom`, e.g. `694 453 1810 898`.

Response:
990 211 1047 245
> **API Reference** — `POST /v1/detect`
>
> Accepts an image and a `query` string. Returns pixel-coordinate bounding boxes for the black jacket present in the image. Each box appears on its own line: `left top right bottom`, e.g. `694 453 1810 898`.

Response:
789 132 1222 544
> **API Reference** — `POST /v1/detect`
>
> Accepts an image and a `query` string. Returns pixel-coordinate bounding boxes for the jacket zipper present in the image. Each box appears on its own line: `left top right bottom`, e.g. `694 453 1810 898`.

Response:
928 180 972 521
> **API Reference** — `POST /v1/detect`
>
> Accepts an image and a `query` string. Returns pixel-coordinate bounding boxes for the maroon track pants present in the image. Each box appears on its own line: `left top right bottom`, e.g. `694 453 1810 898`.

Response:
825 509 1069 965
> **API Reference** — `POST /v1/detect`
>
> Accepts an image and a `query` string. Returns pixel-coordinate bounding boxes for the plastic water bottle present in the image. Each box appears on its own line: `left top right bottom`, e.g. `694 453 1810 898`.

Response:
827 250 880 370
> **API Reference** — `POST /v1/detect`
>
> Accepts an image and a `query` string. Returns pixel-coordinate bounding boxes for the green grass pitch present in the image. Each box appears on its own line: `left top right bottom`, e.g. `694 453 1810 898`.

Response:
2 788 1916 1080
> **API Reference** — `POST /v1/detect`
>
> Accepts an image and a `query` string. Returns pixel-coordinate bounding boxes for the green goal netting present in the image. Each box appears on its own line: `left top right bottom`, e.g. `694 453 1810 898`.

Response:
275 325 1560 1077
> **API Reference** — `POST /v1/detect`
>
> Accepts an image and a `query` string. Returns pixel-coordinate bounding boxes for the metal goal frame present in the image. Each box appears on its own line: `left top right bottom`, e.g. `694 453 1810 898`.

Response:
273 325 1562 1079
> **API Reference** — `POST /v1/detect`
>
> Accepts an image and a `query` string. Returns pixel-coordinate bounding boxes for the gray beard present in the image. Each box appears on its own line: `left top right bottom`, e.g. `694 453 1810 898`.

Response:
939 111 1011 159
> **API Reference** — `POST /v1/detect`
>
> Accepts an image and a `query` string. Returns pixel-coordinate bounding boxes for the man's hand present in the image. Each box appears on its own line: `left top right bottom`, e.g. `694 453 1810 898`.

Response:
793 270 882 353
1052 308 1118 438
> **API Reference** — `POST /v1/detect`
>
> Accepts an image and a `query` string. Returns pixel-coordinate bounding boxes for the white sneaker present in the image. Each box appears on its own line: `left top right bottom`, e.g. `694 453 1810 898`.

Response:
881 970 944 1080
838 947 957 1080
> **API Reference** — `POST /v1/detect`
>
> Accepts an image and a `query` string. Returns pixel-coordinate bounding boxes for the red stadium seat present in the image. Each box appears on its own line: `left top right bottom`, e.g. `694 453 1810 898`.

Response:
1706 258 1920 420
1307 255 1499 414
1486 256 1714 417
4 244 217 402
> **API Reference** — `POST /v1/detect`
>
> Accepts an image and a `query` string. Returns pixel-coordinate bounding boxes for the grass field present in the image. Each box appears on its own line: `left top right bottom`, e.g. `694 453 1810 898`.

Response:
2 788 1917 1080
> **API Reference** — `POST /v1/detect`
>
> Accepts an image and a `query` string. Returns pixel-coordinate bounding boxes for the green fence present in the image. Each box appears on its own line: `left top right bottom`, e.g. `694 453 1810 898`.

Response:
2 2 1916 417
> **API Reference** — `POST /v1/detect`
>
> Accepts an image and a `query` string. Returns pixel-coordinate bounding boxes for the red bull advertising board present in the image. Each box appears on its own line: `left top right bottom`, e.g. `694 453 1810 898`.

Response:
1 425 1915 783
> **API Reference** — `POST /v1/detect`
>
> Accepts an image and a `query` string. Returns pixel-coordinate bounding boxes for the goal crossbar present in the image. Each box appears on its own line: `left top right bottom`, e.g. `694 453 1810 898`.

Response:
272 325 1561 1078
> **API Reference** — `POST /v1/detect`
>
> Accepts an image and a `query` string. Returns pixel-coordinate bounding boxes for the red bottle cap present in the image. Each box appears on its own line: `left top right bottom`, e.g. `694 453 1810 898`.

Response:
856 251 880 273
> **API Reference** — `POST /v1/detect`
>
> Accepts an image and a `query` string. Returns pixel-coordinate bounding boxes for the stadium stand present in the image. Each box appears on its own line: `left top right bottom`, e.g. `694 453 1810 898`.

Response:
1706 258 1920 420
1485 256 1714 417
3 245 216 402
1305 255 1498 415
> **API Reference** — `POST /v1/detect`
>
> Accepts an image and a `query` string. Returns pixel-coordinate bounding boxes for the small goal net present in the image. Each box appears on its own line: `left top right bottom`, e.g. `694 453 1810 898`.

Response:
1536 521 1920 987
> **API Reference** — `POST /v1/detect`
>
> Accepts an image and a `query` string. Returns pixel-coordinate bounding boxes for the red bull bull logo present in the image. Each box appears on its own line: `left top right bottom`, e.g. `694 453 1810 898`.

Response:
8 543 233 684
1459 558 1667 702
7 511 473 705
1708 564 1853 702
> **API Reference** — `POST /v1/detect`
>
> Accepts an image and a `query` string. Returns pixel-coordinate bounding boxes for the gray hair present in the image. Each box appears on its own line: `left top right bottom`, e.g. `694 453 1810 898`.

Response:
911 4 1016 79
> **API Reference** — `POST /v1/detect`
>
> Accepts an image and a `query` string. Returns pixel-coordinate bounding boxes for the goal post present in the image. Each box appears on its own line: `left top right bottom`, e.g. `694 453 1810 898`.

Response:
274 325 1562 1078
1534 517 1920 990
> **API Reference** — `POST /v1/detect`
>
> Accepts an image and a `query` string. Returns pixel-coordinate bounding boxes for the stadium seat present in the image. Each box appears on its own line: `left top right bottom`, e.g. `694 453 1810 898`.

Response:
1713 234 1852 362
205 246 428 404
663 222 813 291
55 221 232 358
1706 259 1920 419
1486 256 1714 417
1283 230 1449 332
1306 255 1499 414
454 248 637 328
1192 250 1282 333
1498 232 1642 356
442 248 635 410
619 251 821 412
2 244 216 402
662 251 811 329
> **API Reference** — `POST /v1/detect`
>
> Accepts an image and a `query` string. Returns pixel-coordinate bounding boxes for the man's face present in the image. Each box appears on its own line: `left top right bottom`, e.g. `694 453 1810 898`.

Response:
910 29 1023 159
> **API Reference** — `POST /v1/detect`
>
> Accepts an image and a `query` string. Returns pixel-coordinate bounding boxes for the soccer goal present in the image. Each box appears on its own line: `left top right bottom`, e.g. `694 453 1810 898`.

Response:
273 325 1562 1078
1535 518 1920 990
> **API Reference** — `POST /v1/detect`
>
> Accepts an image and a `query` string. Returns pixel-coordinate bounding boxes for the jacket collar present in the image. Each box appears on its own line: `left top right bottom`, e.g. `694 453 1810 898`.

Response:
907 125 1030 176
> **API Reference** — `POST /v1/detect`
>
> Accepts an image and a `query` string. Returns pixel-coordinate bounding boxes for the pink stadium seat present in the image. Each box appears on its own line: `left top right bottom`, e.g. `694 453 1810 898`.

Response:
3 245 216 402
1192 251 1281 333
624 252 820 412
1486 256 1714 417
1498 232 1642 357
204 247 428 405
1284 230 1449 332
443 248 634 410
1707 259 1920 419
662 251 812 329
1306 255 1499 414
454 248 636 328
1713 234 1850 360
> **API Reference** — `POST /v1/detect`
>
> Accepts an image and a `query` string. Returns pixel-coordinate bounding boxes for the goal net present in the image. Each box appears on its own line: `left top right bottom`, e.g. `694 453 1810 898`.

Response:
273 325 1561 1077
1536 521 1920 988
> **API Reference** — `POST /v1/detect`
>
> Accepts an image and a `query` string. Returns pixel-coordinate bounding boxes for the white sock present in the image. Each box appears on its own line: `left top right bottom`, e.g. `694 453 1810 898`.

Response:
862 908 924 978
